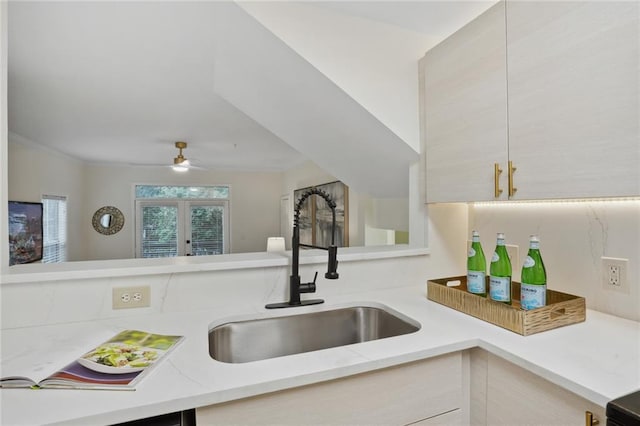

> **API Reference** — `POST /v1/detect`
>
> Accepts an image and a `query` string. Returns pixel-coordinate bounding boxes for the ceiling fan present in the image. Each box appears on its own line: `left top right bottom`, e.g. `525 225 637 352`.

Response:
172 141 190 172
145 140 205 171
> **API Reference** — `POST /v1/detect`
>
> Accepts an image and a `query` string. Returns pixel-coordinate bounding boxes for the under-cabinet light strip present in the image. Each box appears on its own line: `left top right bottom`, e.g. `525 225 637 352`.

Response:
473 197 640 207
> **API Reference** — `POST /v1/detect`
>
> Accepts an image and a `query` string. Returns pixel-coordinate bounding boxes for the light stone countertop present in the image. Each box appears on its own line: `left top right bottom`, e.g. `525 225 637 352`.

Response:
1 245 429 284
1 284 639 426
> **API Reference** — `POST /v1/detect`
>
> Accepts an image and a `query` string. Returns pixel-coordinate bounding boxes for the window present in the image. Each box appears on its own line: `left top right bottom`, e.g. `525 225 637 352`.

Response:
135 185 229 199
134 186 230 258
41 195 67 263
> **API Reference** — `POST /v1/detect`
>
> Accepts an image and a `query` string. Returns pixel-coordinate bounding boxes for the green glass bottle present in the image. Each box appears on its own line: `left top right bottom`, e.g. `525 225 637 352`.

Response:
467 230 487 296
489 233 512 304
520 235 547 310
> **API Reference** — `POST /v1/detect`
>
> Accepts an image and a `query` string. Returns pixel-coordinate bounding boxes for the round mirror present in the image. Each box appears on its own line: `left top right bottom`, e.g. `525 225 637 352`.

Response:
100 214 112 228
92 206 124 235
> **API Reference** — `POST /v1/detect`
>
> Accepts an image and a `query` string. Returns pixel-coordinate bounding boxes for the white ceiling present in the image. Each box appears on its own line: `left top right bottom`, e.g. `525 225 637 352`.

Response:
311 1 495 37
7 1 493 174
8 1 306 172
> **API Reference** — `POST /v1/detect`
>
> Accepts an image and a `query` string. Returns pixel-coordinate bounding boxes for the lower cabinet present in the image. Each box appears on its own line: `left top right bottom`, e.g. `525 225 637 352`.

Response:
196 349 605 425
196 352 463 425
469 348 605 426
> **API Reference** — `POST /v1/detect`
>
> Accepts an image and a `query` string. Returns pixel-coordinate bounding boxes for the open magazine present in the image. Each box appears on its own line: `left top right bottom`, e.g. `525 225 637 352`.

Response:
0 330 183 391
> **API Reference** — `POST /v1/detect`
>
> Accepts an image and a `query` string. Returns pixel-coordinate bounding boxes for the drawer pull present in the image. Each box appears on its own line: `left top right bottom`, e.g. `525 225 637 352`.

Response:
494 163 503 198
508 161 517 197
585 410 600 426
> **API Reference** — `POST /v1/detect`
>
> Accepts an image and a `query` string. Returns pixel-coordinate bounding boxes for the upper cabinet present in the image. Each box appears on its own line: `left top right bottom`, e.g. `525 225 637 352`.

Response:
423 1 639 202
423 2 508 203
506 1 639 200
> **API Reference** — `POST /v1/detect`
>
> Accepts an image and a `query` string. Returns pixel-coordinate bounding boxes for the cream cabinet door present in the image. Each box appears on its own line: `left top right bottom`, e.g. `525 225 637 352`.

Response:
196 353 462 425
410 409 461 425
484 353 604 426
423 1 508 203
506 1 640 199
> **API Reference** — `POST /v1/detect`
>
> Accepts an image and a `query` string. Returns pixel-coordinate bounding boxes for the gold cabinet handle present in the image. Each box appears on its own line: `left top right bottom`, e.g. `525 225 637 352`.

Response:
585 411 600 426
508 160 517 197
494 163 503 198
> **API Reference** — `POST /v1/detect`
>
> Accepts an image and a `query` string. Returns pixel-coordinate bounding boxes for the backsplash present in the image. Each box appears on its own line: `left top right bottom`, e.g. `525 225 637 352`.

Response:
469 200 640 321
0 255 435 329
1 203 467 330
8 201 636 328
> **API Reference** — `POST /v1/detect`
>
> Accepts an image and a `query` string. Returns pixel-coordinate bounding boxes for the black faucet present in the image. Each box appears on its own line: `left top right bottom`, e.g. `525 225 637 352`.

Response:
266 188 339 309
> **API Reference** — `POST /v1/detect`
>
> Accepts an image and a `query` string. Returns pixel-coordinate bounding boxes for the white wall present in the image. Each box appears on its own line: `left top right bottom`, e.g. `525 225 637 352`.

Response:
469 200 640 321
8 139 413 262
83 164 284 258
238 2 438 152
0 1 8 272
281 161 411 249
365 197 409 232
281 161 337 197
8 135 285 260
282 161 362 248
8 134 88 261
1 202 467 330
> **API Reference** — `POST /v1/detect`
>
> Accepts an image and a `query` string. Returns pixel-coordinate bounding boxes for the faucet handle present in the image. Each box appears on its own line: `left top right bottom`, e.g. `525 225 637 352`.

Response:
299 272 318 294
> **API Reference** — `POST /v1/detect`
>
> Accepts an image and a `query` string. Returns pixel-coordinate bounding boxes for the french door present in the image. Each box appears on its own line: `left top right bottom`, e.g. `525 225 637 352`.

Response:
135 200 229 258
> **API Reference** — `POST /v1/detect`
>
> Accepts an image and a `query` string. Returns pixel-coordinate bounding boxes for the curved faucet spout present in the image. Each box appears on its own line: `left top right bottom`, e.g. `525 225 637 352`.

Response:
266 187 340 309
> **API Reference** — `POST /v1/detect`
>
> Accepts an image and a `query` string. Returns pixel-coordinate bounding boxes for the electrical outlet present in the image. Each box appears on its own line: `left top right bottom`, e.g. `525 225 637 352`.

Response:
609 265 621 286
602 257 629 293
113 286 151 309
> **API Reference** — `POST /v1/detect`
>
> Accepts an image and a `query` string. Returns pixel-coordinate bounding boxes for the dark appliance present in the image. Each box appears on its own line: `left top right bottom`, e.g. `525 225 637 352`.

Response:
607 390 640 426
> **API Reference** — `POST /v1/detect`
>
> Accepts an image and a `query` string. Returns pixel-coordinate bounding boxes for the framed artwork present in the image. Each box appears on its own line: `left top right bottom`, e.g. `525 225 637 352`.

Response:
8 201 44 266
293 181 348 248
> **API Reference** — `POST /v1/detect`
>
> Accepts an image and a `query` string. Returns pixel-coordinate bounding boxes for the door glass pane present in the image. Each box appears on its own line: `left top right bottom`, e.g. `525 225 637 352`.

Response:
190 205 224 255
141 205 178 258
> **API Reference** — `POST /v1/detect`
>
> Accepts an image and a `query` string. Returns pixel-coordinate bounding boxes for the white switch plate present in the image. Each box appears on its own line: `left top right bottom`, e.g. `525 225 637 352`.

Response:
602 257 629 293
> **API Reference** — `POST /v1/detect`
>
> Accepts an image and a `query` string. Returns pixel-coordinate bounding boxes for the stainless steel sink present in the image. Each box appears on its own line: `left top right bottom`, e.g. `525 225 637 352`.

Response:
209 304 420 363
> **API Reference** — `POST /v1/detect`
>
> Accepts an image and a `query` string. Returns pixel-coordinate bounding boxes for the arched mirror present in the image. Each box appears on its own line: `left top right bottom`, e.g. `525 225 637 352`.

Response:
92 206 125 235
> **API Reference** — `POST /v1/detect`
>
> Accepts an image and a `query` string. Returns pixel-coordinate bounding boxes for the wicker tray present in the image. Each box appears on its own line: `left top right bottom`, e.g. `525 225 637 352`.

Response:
427 276 585 336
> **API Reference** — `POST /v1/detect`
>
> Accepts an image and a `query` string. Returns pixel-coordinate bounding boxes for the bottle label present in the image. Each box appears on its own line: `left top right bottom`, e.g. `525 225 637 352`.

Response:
521 282 546 310
523 255 535 268
467 271 485 294
468 247 476 258
491 252 499 262
490 276 511 302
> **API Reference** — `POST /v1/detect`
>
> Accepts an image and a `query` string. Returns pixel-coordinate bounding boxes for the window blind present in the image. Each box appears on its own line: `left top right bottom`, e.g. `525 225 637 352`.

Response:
42 195 67 263
141 205 178 258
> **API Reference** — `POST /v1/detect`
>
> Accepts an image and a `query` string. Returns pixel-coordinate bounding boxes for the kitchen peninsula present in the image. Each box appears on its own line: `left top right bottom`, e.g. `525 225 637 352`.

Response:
1 250 638 425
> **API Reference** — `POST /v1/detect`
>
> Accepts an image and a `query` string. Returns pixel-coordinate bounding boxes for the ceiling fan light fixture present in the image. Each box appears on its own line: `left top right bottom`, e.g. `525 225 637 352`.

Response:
172 158 189 172
172 141 190 172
